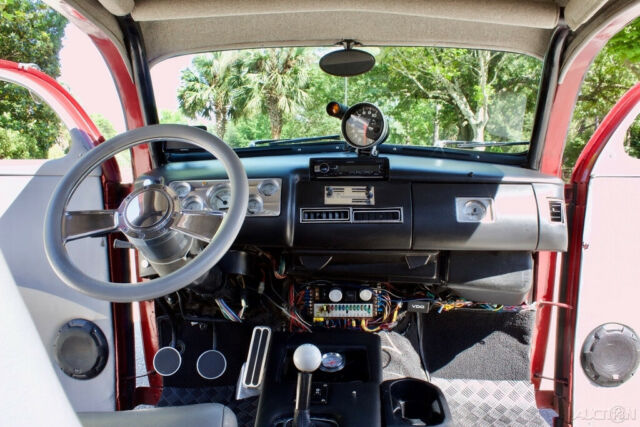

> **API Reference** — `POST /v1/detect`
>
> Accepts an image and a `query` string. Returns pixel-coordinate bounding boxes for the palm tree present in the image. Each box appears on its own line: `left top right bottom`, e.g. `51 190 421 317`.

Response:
177 52 242 138
235 48 311 139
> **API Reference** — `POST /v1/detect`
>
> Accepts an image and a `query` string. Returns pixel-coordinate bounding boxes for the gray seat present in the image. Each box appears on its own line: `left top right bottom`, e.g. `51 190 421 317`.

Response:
0 251 237 427
78 403 237 427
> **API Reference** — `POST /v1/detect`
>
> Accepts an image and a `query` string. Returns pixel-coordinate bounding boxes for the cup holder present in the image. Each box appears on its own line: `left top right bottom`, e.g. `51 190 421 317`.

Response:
381 378 451 426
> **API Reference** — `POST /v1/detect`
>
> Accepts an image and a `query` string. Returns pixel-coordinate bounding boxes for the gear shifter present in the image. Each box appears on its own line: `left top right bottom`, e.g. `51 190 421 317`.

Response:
292 344 322 427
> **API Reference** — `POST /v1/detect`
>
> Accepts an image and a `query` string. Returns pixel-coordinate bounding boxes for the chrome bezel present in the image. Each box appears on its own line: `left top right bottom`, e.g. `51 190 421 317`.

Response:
320 352 346 373
247 195 264 215
206 183 232 210
169 181 192 198
181 194 205 211
118 184 180 239
258 178 280 197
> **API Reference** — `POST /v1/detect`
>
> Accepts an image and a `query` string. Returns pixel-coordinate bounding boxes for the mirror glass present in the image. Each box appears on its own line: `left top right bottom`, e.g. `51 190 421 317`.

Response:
319 49 375 77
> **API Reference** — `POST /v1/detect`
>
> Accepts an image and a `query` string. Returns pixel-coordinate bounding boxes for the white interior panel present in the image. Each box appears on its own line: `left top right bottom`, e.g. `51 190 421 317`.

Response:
0 151 115 412
572 104 640 424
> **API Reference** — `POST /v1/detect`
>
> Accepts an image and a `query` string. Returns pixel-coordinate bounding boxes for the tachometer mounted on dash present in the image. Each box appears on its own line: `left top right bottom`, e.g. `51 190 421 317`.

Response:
341 102 388 150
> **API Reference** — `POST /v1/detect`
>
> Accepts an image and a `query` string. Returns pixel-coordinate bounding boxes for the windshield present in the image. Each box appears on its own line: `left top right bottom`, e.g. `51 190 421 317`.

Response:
151 46 542 157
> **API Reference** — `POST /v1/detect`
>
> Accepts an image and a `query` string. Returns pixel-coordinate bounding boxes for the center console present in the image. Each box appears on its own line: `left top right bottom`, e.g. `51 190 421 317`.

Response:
255 331 382 427
253 330 451 427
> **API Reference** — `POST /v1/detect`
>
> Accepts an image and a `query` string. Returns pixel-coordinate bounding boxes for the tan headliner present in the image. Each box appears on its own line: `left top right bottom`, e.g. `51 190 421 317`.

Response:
49 0 617 66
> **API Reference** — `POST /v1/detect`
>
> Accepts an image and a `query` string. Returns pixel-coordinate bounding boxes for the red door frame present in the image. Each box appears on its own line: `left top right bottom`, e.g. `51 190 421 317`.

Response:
40 3 161 409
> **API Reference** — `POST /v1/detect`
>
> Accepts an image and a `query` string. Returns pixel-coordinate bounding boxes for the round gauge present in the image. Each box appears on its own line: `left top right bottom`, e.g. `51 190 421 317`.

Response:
169 181 191 198
463 200 487 221
258 179 279 197
320 352 345 373
341 103 388 149
247 195 264 215
207 184 231 211
182 195 204 211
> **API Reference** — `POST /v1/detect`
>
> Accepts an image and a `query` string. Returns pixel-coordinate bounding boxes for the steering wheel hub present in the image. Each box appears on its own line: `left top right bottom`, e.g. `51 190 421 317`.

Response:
123 187 172 229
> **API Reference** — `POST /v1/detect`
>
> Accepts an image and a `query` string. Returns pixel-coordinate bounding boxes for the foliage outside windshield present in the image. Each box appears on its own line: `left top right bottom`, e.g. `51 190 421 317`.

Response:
155 47 542 154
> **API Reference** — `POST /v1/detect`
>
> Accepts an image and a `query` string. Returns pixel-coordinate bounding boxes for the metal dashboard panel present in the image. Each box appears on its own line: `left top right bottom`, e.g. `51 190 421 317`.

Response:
294 181 412 250
412 183 539 250
170 178 282 216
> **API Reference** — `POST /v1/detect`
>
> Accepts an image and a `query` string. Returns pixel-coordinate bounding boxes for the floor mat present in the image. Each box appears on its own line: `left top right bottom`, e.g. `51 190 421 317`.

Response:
431 378 547 427
378 331 428 382
419 309 535 380
158 385 259 427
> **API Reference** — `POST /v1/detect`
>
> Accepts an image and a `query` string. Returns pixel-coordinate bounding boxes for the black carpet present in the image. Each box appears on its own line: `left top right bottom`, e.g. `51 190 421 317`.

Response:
419 309 535 380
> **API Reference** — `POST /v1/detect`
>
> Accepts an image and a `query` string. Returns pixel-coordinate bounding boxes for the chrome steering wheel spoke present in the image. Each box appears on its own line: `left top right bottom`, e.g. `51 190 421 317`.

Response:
63 210 119 243
171 210 225 243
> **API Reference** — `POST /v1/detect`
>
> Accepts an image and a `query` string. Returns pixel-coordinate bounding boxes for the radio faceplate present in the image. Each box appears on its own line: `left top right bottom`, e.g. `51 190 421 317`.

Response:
310 157 389 180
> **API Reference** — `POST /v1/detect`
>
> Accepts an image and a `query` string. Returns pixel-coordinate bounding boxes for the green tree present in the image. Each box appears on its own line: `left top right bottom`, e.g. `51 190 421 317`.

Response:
564 17 640 177
382 48 541 143
177 52 242 138
90 113 117 139
235 48 312 139
0 0 67 159
159 109 189 125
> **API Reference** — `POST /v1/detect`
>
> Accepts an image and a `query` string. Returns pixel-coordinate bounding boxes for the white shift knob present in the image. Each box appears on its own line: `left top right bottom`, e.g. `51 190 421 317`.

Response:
293 344 322 373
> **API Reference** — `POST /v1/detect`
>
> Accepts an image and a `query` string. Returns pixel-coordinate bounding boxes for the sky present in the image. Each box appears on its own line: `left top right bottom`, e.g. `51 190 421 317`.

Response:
58 23 192 133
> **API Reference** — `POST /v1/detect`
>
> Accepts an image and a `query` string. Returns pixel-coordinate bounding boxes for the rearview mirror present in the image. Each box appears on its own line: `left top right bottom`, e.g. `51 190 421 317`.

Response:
319 48 375 77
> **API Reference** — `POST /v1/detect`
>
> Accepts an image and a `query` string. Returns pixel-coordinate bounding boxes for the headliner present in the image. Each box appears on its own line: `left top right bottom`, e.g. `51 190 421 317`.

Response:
47 0 613 66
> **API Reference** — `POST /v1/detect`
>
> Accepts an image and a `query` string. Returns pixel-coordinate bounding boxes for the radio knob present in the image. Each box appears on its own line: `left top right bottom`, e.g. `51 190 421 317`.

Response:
328 288 343 303
319 163 330 174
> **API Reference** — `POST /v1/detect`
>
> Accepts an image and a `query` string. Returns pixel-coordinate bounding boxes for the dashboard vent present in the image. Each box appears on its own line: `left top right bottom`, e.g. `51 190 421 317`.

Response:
549 200 564 223
352 208 402 223
300 208 350 223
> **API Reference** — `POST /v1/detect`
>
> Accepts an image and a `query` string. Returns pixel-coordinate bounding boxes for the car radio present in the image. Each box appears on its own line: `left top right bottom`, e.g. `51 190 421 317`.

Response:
310 157 389 180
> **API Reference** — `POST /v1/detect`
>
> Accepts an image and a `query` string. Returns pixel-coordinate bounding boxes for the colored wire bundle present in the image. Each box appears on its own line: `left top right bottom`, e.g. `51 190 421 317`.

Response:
215 298 242 322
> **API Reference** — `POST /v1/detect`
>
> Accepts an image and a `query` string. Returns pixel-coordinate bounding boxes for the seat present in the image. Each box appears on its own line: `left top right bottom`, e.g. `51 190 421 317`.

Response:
0 251 237 427
78 403 237 427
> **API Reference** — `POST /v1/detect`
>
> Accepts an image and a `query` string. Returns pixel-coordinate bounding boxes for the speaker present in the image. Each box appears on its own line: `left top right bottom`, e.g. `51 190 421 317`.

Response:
197 349 227 380
581 323 640 387
153 346 182 377
53 319 108 380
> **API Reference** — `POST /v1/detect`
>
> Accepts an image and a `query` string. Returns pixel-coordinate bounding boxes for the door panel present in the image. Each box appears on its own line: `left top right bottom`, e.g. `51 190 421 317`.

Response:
570 85 640 425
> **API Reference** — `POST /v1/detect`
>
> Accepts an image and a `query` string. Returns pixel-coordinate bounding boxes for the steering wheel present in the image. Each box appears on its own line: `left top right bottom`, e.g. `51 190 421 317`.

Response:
44 124 248 302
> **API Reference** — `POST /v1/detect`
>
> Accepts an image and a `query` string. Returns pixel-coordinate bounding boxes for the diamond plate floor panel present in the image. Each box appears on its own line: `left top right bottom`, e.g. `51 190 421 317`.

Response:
431 378 547 427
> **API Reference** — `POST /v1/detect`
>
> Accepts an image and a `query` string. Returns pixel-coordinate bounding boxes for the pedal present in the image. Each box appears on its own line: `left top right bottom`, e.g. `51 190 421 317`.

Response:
242 326 272 388
153 346 182 377
197 349 227 380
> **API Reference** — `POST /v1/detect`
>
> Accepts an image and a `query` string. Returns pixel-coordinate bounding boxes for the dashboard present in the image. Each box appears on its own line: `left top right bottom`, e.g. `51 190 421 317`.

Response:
140 152 567 305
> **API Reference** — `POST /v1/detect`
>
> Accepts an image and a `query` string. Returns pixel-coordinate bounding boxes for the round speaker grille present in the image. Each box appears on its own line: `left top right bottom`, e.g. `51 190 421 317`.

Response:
53 319 108 380
581 323 640 387
197 349 227 380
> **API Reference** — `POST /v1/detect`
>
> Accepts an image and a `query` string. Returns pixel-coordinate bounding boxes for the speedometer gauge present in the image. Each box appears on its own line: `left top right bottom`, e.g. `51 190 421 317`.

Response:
341 103 388 149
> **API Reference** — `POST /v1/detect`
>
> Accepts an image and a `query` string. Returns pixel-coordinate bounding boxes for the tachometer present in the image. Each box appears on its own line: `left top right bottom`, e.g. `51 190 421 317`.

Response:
341 103 388 149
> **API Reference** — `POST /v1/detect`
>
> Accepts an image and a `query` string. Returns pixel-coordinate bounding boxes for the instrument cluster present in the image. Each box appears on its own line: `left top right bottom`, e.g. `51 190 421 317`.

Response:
168 178 282 216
